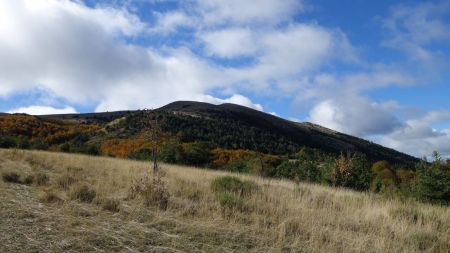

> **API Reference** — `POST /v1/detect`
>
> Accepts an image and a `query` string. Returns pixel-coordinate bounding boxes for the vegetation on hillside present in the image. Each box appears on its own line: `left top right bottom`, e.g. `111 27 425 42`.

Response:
0 108 449 204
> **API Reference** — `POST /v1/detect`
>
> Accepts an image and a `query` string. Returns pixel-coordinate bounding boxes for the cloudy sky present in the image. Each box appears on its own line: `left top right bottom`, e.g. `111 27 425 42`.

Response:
1 0 450 158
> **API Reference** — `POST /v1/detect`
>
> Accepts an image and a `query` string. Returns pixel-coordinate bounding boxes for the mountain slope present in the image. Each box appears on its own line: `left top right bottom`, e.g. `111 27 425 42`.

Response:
153 101 417 164
1 101 418 165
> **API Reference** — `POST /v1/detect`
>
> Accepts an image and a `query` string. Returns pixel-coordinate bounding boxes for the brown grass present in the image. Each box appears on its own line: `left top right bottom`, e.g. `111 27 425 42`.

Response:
0 149 449 252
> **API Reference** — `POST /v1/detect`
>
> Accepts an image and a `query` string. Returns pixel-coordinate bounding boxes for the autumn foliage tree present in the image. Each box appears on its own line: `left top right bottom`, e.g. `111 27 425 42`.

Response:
331 152 373 191
138 111 167 174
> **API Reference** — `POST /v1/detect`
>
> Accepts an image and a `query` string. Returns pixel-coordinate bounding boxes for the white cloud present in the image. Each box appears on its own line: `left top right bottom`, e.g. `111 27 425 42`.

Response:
8 105 77 115
0 0 351 113
378 110 450 157
152 11 193 33
199 94 263 111
0 0 225 111
196 0 303 25
200 28 257 58
223 24 355 94
295 69 413 103
381 2 450 64
308 97 403 136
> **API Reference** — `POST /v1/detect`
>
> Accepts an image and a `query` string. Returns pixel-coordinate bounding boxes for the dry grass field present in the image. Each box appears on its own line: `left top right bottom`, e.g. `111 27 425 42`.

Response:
0 149 449 252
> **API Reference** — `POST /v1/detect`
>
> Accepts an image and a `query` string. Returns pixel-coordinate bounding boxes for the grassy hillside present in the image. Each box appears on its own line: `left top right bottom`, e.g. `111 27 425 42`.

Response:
1 149 449 252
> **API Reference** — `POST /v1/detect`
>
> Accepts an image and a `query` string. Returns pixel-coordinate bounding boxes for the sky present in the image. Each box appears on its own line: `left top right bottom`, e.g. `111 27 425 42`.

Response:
1 0 450 158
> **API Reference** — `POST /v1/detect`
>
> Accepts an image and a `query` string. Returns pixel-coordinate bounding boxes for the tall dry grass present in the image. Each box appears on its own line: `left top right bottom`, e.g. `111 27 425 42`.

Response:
0 149 449 252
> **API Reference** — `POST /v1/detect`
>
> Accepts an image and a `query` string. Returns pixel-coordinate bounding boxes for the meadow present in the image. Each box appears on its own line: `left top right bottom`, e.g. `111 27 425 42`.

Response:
0 149 449 252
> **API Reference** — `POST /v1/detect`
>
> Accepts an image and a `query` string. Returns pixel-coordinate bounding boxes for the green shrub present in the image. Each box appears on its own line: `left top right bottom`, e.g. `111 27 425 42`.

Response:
415 157 450 204
274 161 296 179
297 161 321 183
181 142 213 166
216 191 244 210
30 140 49 150
159 141 183 163
69 184 96 203
0 137 18 148
211 176 258 197
1 171 21 183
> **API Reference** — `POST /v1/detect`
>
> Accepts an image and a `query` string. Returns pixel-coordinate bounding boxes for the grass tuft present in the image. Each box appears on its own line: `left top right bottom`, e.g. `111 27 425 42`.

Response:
34 172 50 186
39 191 64 204
69 184 96 203
55 174 77 190
129 173 170 210
211 176 258 197
100 198 121 212
23 175 34 185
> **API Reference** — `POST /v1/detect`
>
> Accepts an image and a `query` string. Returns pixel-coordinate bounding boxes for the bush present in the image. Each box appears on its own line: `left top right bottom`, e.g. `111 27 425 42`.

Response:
211 177 256 214
297 161 321 183
0 137 18 148
274 161 296 179
129 174 170 210
181 142 213 166
1 171 21 183
220 159 253 173
211 176 258 197
159 141 183 163
30 140 49 150
248 155 282 177
216 191 244 210
415 158 450 204
330 153 373 191
69 184 96 203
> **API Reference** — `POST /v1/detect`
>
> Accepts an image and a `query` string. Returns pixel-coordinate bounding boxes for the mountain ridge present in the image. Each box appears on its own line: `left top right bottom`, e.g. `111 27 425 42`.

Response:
2 101 418 165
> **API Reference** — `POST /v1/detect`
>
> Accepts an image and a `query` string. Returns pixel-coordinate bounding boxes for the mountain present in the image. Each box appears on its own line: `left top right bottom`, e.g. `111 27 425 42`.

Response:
154 101 417 164
1 101 418 165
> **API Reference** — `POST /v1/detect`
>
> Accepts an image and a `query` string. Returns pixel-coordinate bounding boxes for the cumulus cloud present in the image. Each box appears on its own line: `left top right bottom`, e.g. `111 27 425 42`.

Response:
152 11 193 33
200 28 257 58
222 24 356 95
0 0 350 113
8 105 77 115
199 94 263 111
195 0 304 25
308 97 403 136
0 0 225 111
379 110 450 157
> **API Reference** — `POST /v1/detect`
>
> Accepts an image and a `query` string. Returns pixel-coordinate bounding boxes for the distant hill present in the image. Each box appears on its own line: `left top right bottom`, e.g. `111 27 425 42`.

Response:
155 101 417 164
1 101 418 165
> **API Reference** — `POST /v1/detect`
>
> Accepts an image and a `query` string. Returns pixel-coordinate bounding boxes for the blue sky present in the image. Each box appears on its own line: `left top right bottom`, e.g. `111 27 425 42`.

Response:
1 0 450 158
